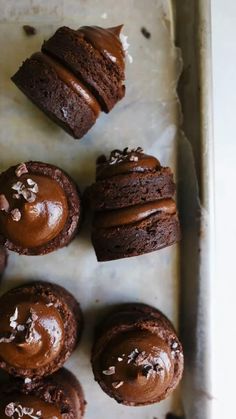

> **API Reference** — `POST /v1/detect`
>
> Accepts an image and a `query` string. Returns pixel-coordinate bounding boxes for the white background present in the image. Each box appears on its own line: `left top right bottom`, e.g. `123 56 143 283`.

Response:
212 0 236 418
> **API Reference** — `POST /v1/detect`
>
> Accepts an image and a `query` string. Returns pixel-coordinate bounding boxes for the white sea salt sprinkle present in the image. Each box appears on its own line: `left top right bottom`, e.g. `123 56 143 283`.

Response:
112 381 124 389
102 366 115 375
120 33 133 63
10 307 18 329
11 208 21 221
15 163 28 177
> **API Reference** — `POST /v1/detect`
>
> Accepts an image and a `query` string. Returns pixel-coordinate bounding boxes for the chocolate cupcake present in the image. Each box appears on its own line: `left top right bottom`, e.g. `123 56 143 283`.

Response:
87 147 181 261
0 282 83 379
0 247 7 277
12 25 126 139
0 368 86 418
0 161 81 255
92 303 184 406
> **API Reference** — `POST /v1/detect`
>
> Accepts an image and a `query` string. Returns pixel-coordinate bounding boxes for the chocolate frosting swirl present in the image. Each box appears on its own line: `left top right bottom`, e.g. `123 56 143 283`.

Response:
0 173 68 248
78 25 125 69
0 292 64 370
100 330 174 404
94 199 176 228
96 148 160 180
0 394 62 419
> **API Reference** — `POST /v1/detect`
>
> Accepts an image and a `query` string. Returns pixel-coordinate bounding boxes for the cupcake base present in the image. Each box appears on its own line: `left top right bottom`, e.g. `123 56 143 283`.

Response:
0 161 81 255
92 303 184 406
0 281 83 380
0 368 86 419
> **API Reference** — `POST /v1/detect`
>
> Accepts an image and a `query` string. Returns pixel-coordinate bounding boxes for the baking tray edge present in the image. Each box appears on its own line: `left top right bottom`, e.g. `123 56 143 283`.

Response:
173 0 214 418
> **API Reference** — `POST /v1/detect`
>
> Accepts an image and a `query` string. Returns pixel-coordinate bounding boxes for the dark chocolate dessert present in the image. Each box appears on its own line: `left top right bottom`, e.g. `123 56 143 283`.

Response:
87 147 181 261
0 368 86 418
0 161 81 255
91 303 184 406
12 25 126 139
0 247 7 277
0 282 83 379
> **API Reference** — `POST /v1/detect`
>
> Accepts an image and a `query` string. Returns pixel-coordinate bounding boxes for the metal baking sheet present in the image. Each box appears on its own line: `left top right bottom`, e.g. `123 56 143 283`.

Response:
0 1 213 418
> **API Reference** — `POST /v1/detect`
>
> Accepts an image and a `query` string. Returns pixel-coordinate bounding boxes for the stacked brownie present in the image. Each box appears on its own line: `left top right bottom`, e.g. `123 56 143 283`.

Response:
87 147 181 261
12 25 125 139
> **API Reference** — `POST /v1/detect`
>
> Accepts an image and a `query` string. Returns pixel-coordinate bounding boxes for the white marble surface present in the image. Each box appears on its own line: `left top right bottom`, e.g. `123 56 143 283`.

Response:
211 1 236 418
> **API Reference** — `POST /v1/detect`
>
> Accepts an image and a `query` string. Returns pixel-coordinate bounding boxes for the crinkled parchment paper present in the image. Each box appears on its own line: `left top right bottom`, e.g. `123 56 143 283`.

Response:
0 1 191 417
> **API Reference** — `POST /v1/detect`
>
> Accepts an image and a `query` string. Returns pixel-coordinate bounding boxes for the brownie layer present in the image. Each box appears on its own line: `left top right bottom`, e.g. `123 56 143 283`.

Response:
12 54 97 139
0 368 86 418
88 168 175 211
0 162 81 255
43 26 125 112
92 303 184 406
0 281 83 379
92 212 181 261
0 247 7 277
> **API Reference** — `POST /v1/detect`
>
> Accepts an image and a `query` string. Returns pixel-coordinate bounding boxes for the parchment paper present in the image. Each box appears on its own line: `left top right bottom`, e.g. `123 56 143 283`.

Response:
0 1 185 417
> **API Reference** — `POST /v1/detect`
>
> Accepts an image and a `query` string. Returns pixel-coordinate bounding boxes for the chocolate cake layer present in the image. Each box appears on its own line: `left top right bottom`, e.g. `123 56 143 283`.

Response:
92 212 181 261
88 169 175 211
12 54 98 139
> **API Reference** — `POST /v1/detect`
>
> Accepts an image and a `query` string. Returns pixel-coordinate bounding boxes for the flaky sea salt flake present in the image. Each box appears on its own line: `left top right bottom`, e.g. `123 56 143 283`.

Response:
10 307 18 329
112 381 124 389
102 366 115 375
15 163 28 177
11 208 21 222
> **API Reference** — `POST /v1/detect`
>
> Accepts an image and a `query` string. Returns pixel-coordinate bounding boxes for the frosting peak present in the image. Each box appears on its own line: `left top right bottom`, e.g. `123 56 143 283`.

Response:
0 292 64 370
78 25 125 69
96 147 160 180
100 330 174 404
108 25 124 37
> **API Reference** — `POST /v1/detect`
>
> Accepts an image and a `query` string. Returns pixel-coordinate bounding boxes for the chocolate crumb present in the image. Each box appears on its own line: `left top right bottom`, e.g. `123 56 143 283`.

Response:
23 25 37 36
166 414 185 419
141 27 151 39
